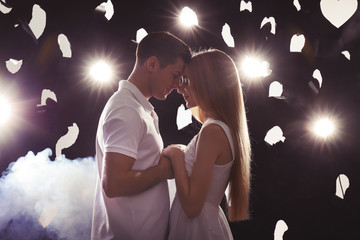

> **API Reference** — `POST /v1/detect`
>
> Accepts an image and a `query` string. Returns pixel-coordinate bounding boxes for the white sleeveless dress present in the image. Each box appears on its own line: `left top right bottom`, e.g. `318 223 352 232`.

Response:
168 119 234 240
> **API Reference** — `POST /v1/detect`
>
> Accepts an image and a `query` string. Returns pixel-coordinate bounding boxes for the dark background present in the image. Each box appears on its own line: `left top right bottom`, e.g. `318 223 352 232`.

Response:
0 0 359 239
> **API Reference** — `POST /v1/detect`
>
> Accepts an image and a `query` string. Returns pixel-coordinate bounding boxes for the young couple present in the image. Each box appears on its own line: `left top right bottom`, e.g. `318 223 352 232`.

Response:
91 32 251 240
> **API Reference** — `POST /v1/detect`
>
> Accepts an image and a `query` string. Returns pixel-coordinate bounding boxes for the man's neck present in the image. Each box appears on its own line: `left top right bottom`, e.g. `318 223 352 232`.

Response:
128 70 151 100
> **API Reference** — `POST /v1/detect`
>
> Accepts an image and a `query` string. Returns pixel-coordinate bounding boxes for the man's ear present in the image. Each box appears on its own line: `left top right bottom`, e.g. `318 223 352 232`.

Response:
146 56 159 72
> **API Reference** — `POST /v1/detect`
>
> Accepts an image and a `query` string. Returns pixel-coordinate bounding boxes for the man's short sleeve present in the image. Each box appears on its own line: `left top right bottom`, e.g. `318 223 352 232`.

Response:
102 107 143 159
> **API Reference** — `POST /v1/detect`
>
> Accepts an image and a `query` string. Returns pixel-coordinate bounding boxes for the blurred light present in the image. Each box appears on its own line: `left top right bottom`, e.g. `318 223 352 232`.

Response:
0 96 12 125
222 23 235 47
241 56 271 78
90 60 113 83
179 7 198 27
290 34 305 52
312 117 335 138
240 0 252 12
264 126 285 145
136 28 148 43
269 81 283 98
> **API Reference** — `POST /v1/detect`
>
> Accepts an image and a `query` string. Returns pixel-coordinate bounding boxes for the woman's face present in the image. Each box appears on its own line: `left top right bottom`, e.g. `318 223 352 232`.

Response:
177 70 197 108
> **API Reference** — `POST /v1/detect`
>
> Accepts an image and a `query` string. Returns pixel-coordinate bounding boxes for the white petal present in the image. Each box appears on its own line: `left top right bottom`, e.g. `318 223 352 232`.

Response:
221 23 235 48
55 123 79 158
320 0 358 28
29 4 46 39
176 104 192 130
6 58 23 74
264 126 285 145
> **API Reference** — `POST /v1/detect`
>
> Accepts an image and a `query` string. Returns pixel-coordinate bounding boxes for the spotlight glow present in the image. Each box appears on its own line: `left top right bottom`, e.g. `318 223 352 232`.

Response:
312 117 335 138
90 60 112 83
179 7 198 27
0 96 12 125
241 56 271 78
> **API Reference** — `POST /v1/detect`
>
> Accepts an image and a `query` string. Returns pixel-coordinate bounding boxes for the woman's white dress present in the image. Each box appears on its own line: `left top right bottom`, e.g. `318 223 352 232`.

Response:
168 119 234 240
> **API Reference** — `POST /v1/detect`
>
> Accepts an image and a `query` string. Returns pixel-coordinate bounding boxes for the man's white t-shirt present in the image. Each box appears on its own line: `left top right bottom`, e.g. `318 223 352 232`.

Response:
91 80 169 240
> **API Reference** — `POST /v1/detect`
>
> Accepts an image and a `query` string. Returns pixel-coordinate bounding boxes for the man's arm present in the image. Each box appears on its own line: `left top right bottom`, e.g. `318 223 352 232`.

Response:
102 152 173 198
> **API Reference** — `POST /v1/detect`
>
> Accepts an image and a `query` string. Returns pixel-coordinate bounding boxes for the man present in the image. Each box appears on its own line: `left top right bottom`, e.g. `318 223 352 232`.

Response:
91 32 192 240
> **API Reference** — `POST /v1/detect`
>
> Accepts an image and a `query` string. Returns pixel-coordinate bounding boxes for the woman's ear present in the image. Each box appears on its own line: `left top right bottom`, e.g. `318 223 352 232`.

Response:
146 56 159 72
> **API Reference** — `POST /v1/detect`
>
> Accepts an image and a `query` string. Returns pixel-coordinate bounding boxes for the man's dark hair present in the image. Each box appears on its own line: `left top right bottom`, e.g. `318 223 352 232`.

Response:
136 32 191 68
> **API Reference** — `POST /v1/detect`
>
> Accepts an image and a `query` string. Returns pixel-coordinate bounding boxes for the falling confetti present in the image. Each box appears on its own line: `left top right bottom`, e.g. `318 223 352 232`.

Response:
136 28 148 43
29 4 46 39
341 50 351 60
290 34 305 52
293 0 301 11
5 58 23 74
264 126 285 145
37 89 58 107
55 123 79 158
274 220 288 240
0 0 12 14
336 174 350 199
57 34 72 58
320 0 358 28
240 0 252 12
95 0 114 21
260 17 276 34
176 104 192 130
222 23 235 47
312 69 323 88
269 81 283 98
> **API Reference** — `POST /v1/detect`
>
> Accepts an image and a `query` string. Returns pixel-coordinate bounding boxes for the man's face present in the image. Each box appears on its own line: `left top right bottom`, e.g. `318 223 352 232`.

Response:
150 57 185 100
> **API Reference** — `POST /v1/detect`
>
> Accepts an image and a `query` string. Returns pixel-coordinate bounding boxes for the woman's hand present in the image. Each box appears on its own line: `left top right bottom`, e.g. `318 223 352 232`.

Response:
162 144 185 161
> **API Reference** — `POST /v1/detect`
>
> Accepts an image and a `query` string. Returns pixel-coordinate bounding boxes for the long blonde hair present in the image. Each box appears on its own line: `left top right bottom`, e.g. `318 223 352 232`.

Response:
186 49 251 221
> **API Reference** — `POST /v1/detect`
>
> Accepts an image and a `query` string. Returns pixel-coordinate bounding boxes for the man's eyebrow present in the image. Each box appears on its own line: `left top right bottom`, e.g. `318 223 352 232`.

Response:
174 71 181 76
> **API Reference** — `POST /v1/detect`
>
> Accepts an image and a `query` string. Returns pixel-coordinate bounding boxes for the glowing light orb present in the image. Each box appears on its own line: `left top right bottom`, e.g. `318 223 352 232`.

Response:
312 118 335 138
241 56 271 78
0 96 11 125
179 7 198 27
90 60 112 83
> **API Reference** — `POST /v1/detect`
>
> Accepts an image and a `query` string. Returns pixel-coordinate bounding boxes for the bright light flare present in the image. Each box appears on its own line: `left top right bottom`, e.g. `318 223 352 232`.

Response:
179 7 198 27
0 96 12 125
90 60 113 83
312 117 335 138
241 56 271 78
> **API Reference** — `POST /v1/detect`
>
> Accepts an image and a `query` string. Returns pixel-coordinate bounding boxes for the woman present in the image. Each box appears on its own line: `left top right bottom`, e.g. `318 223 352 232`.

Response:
163 49 252 240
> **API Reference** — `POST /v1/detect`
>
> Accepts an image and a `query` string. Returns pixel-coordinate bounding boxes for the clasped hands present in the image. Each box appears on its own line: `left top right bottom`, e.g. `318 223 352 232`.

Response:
158 144 186 180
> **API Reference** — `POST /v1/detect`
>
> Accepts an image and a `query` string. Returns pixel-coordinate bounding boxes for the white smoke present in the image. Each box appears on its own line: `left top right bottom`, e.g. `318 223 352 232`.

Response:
0 148 97 240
